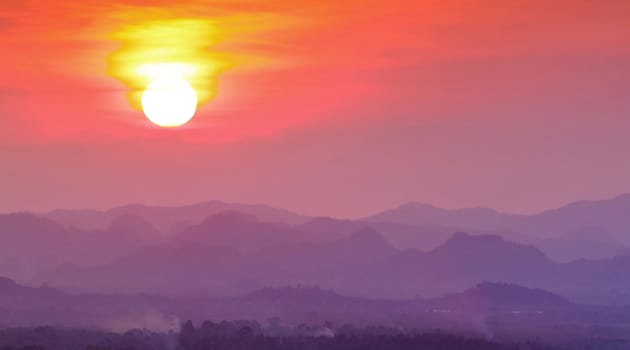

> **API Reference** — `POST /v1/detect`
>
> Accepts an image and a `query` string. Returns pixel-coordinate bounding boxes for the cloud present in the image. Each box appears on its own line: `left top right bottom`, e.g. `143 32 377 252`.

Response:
0 0 628 144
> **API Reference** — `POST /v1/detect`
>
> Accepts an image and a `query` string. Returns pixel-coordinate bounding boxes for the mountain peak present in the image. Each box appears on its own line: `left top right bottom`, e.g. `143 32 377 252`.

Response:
0 212 60 226
468 282 572 306
244 285 355 304
434 282 571 309
431 232 551 268
339 227 395 251
613 193 630 201
348 227 388 242
201 211 259 225
109 214 157 232
0 277 18 292
444 231 505 246
365 202 518 229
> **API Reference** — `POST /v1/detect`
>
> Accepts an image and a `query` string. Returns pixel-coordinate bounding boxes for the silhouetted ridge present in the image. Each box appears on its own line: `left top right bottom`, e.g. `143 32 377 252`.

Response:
328 228 397 261
299 217 358 234
345 228 392 247
434 282 572 309
365 203 518 229
200 211 259 225
0 276 65 298
174 210 298 254
108 214 158 234
435 232 549 261
470 282 571 305
0 213 65 232
46 200 308 231
442 232 506 247
244 286 358 304
0 277 18 292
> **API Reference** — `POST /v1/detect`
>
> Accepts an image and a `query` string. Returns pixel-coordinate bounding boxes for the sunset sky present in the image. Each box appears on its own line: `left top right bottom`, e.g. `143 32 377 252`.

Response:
1 0 629 217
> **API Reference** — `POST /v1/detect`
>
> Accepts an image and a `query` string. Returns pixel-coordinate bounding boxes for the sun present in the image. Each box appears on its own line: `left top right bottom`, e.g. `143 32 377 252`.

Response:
141 76 198 128
107 19 230 127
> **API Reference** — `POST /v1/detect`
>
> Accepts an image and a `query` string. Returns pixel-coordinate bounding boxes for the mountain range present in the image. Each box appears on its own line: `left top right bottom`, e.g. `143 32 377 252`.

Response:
365 193 630 244
0 277 580 331
2 194 630 304
22 216 630 304
44 200 309 232
6 275 628 343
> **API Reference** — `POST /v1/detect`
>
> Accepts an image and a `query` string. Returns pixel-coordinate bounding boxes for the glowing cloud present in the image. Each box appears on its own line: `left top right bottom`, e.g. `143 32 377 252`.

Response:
107 17 231 112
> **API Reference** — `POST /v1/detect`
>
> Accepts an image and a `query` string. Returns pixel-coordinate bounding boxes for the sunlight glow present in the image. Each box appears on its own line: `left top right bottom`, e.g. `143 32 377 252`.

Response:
107 18 231 117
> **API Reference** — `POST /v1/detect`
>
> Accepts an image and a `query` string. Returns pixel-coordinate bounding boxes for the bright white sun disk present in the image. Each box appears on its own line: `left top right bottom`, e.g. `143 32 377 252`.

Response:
141 76 198 127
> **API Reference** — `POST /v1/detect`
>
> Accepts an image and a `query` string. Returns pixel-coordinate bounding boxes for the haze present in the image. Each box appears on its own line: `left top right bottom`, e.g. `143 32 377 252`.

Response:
1 0 629 217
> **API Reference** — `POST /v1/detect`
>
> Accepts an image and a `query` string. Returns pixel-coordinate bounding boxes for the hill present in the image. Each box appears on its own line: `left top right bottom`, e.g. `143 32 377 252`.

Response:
365 194 630 244
45 200 309 232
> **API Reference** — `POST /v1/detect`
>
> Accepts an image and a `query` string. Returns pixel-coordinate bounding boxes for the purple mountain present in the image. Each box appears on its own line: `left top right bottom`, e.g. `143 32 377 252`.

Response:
366 194 630 242
45 200 309 232
432 282 572 311
365 203 520 230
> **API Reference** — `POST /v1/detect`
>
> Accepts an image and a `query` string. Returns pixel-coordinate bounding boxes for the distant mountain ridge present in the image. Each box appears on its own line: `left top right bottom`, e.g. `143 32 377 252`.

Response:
4 194 630 303
365 193 630 240
37 192 630 246
433 282 572 310
539 227 630 262
45 200 309 232
0 212 161 283
0 276 577 330
32 213 630 304
365 203 522 230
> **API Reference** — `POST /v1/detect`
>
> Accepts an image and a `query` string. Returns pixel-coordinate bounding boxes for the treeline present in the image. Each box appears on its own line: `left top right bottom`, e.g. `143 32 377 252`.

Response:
0 321 604 350
179 326 525 350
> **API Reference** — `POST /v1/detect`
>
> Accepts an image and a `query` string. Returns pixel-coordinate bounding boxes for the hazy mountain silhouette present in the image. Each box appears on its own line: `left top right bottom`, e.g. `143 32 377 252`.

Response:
176 211 301 253
0 213 83 282
39 193 630 260
299 217 461 251
297 217 360 243
45 200 308 232
28 219 630 304
237 283 572 318
0 213 71 255
365 203 521 230
0 213 162 285
0 276 178 328
243 285 365 305
40 219 398 295
0 276 60 296
365 193 630 251
538 227 630 262
8 194 630 304
44 241 243 294
108 214 161 239
518 194 630 241
0 276 584 331
81 214 162 263
372 232 630 303
339 232 556 298
328 228 396 259
432 282 572 311
427 232 552 273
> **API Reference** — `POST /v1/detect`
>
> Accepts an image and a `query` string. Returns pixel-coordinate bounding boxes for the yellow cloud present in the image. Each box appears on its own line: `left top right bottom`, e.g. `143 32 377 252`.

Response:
107 17 231 111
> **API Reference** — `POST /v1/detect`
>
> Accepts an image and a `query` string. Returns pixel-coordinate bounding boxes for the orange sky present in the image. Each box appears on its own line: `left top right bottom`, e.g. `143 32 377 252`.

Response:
1 0 629 216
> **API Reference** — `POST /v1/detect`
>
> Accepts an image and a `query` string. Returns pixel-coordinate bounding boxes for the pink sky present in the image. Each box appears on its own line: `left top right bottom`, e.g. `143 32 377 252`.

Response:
1 0 629 217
